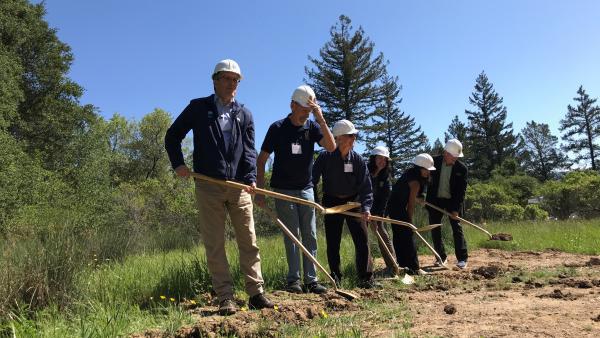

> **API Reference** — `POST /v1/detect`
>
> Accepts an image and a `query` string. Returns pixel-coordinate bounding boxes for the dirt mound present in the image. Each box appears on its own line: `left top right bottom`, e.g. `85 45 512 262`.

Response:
472 264 504 279
537 289 581 301
586 257 600 266
443 304 457 314
560 278 594 289
491 233 513 241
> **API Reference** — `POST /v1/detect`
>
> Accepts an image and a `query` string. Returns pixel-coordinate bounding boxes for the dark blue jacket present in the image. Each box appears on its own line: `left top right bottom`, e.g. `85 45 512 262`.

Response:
164 94 257 184
312 149 373 212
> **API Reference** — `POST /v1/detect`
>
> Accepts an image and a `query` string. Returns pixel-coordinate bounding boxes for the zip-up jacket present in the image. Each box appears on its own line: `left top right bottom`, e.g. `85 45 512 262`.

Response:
425 155 468 212
370 170 392 216
164 94 257 184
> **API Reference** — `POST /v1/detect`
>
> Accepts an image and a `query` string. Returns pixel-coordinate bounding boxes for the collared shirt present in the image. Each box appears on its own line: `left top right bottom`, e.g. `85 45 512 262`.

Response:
214 96 234 151
261 115 324 190
312 148 373 212
437 162 452 198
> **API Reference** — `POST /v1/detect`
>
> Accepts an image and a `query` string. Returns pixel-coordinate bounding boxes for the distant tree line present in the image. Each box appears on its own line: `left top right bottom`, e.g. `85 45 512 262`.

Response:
305 15 600 181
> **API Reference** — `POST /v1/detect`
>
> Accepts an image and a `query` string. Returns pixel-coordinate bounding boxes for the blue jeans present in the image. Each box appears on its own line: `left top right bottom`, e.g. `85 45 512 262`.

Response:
274 187 318 284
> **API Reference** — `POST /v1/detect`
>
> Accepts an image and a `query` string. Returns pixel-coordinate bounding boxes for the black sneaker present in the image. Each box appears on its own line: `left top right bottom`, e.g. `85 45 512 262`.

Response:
305 282 327 294
218 299 237 316
248 293 274 310
358 279 383 289
285 281 303 294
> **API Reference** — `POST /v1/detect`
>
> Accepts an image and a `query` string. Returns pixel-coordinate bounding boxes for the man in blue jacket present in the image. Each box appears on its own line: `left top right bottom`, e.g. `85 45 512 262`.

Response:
165 59 273 315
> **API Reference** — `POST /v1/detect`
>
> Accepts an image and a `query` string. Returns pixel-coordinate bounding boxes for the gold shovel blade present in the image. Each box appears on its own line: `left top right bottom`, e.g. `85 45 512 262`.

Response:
323 202 361 214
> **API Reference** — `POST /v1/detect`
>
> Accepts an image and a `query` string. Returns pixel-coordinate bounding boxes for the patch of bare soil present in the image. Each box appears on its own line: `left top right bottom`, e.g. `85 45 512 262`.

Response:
132 249 600 337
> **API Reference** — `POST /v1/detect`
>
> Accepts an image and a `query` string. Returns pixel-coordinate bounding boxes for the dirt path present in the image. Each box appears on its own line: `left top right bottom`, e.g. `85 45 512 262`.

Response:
132 249 600 337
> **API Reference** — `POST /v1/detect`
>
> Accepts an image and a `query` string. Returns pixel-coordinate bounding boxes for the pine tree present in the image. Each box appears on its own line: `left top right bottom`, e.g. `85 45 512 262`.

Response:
465 71 517 180
521 121 568 181
365 75 428 176
445 115 468 143
560 86 600 170
431 138 444 156
305 15 387 130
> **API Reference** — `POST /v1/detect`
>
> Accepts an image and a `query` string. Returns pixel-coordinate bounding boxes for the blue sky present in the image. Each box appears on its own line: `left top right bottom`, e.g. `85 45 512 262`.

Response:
38 0 600 149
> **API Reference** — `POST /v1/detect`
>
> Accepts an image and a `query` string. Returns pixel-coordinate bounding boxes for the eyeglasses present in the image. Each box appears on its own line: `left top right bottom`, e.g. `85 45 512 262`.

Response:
219 75 241 84
342 133 358 139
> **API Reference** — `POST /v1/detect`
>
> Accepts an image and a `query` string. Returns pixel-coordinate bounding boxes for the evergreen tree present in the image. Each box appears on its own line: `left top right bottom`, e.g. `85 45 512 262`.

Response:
305 15 387 130
521 121 568 181
431 138 444 156
560 86 600 170
445 115 468 143
465 71 517 180
365 75 428 176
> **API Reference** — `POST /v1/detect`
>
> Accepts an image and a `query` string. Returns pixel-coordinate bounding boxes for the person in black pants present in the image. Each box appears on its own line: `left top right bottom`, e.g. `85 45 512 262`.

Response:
387 154 436 276
366 146 397 275
426 139 469 269
312 119 377 289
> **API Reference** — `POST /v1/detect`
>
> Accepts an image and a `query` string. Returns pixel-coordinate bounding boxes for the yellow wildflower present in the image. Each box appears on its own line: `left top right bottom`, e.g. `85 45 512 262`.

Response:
160 295 166 300
190 300 196 305
170 298 175 302
320 309 328 318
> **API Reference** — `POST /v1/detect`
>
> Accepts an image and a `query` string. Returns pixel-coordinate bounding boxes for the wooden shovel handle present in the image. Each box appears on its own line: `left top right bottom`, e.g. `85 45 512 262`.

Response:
424 201 493 238
341 211 418 230
371 223 401 275
261 207 338 289
190 173 325 212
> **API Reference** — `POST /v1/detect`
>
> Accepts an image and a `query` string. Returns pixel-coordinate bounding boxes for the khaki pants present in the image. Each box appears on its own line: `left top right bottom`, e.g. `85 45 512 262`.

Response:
194 180 264 300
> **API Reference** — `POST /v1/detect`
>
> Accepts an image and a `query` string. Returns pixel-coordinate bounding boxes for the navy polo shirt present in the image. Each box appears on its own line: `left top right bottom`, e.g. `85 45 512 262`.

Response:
312 149 373 212
261 116 324 190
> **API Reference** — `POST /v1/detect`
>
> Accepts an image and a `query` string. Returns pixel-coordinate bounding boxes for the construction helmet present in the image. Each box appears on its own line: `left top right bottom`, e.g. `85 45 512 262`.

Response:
332 119 358 137
212 59 242 80
444 139 464 157
413 153 436 170
291 85 316 107
371 146 390 158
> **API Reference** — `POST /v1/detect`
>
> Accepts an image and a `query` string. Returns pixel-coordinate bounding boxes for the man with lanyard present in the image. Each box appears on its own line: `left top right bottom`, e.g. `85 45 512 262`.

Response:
312 119 379 289
426 139 469 269
256 85 335 294
165 59 274 315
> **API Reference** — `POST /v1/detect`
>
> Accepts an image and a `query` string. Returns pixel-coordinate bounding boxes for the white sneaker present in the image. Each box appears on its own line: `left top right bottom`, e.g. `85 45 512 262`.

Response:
456 261 468 269
434 258 448 267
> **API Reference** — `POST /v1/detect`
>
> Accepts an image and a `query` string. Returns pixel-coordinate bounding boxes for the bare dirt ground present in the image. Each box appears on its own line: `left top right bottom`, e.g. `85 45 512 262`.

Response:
132 249 600 337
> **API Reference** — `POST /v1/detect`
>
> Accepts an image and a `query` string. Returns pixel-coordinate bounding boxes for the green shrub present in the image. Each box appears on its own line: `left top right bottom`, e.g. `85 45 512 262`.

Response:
524 204 549 220
490 203 525 221
538 170 600 219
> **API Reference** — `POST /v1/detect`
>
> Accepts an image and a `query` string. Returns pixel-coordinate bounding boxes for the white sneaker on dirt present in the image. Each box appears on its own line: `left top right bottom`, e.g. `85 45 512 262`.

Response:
456 261 468 269
434 258 448 267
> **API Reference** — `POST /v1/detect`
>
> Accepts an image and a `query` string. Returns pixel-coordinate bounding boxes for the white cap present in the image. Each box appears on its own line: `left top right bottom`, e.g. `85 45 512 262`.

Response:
413 153 436 170
291 85 316 107
332 119 358 137
371 146 390 158
444 139 464 157
212 59 242 79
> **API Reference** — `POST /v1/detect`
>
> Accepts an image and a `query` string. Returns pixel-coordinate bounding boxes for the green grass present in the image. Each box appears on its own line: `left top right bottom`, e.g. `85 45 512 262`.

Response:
2 218 599 336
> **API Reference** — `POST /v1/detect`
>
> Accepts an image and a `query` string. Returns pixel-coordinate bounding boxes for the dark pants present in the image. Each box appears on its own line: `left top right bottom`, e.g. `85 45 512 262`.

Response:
427 198 468 262
389 211 420 272
323 195 373 283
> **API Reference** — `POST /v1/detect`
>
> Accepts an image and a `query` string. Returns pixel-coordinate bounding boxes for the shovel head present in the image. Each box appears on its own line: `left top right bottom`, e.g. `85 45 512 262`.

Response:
401 274 415 285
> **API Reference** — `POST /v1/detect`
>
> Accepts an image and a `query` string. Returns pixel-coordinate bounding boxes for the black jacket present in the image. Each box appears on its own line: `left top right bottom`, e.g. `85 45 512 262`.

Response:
370 171 392 216
164 94 256 184
425 155 468 212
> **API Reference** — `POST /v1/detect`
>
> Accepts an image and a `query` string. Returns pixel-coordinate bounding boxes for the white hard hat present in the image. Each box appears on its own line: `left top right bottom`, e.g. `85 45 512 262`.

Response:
212 59 242 79
444 139 464 157
291 85 316 107
413 153 436 170
371 146 390 158
332 119 358 137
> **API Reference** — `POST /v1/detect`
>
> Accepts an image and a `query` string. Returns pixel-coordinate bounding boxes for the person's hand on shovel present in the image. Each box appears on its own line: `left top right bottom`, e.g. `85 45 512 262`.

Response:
450 211 459 220
175 165 191 178
245 182 257 194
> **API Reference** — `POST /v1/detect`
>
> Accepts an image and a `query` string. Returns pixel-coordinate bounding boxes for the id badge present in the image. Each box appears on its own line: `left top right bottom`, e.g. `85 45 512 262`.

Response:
291 143 302 154
344 163 353 173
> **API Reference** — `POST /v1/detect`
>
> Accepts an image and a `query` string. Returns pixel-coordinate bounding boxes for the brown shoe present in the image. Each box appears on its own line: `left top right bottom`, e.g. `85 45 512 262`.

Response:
218 299 237 315
248 293 274 310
